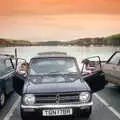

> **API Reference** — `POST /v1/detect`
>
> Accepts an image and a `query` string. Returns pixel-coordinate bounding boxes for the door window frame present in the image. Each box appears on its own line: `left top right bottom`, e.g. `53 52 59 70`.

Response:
81 56 102 74
107 51 120 65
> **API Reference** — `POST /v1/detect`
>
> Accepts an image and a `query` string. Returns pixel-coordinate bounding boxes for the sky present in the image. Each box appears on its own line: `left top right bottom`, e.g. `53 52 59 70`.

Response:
0 0 120 41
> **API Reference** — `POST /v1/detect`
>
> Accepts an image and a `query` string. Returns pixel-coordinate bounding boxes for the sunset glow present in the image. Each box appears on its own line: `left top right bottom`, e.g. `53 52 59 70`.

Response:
0 0 120 41
1 0 120 15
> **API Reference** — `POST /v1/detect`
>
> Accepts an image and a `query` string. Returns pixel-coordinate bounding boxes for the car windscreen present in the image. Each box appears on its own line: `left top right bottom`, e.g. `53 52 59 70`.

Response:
29 57 79 75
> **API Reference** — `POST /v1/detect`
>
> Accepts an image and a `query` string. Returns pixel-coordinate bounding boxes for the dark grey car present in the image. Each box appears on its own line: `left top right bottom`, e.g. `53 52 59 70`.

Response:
14 52 106 119
0 54 15 108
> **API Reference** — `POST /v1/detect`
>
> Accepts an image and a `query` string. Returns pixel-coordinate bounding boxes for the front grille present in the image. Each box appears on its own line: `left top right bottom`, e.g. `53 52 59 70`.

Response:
35 93 80 104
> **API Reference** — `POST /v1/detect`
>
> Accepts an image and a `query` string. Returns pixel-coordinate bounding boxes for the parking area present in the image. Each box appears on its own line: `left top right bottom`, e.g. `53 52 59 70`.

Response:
0 84 120 120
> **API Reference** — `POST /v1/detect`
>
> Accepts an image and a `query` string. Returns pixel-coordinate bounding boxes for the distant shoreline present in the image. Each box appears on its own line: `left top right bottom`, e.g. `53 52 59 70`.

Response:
0 44 120 47
0 33 120 47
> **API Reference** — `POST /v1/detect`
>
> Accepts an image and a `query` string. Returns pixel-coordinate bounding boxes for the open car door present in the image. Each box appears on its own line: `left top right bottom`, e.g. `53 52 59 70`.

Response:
13 58 28 95
81 56 107 93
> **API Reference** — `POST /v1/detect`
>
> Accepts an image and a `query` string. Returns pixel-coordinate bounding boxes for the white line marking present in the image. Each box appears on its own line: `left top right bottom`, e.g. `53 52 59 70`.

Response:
95 93 120 119
3 96 20 120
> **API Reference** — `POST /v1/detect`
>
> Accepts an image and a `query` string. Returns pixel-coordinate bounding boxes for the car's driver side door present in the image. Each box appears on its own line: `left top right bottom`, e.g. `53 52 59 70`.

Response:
13 58 28 95
81 56 107 93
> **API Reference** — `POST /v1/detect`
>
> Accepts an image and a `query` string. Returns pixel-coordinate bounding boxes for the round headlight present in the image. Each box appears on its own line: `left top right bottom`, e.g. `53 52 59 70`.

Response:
79 92 90 103
23 94 35 105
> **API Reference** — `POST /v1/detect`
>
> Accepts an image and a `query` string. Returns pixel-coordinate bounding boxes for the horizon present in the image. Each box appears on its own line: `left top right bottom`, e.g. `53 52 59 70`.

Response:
0 33 120 43
0 31 119 42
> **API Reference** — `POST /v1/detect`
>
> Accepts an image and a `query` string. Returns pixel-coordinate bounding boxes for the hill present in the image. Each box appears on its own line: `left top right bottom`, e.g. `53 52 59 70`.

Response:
37 33 120 46
0 39 33 47
0 33 120 46
103 33 120 46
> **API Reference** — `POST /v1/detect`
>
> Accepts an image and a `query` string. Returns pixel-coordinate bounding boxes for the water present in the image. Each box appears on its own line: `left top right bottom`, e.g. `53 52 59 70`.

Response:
0 46 119 63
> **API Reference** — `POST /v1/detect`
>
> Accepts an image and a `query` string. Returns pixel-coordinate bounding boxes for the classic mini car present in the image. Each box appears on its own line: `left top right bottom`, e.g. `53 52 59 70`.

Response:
102 51 120 85
0 54 15 108
14 52 106 119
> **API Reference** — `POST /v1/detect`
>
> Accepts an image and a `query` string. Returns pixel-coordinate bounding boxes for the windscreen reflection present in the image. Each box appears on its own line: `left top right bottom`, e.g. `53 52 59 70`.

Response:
29 58 78 75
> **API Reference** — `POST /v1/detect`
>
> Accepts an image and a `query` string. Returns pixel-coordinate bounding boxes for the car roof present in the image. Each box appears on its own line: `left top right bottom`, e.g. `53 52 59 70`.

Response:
37 51 67 55
32 52 74 59
0 54 14 60
0 56 9 60
115 51 120 53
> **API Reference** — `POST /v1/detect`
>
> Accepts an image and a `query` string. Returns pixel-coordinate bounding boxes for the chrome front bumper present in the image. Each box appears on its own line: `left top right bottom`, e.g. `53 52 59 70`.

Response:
21 102 93 109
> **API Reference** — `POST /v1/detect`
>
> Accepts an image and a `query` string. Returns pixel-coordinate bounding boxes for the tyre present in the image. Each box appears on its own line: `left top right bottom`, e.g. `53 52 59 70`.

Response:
21 109 29 120
21 109 36 120
80 106 92 118
0 90 6 108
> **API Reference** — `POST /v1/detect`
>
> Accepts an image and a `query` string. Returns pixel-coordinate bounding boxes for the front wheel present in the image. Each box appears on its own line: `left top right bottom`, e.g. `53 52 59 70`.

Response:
0 90 6 108
20 109 37 120
21 109 30 120
80 106 92 118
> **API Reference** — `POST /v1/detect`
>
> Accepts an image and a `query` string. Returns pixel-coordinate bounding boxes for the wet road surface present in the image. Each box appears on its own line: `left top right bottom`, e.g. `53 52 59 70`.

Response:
0 84 120 120
0 92 18 120
98 84 120 113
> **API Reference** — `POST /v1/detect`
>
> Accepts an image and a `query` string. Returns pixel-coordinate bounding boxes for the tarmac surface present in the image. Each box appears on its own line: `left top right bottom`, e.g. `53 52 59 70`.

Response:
0 84 120 120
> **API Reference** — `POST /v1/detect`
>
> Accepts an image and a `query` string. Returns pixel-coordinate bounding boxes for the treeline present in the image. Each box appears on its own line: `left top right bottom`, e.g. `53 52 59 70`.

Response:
38 33 120 46
68 33 120 46
0 39 34 47
63 36 120 46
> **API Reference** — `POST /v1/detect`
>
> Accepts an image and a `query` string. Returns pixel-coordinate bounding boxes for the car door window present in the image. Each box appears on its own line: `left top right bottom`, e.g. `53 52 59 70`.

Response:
4 59 14 73
81 56 101 76
0 60 5 76
108 52 120 65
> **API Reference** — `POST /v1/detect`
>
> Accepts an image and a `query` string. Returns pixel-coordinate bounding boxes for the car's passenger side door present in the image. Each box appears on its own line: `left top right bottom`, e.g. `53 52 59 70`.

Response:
81 56 107 93
103 51 120 84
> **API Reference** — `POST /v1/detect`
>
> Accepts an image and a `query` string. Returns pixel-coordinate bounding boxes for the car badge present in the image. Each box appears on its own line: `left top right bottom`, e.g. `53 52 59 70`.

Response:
56 94 60 104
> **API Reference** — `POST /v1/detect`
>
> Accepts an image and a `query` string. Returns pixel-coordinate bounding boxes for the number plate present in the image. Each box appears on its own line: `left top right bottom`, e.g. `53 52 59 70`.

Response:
42 108 72 116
